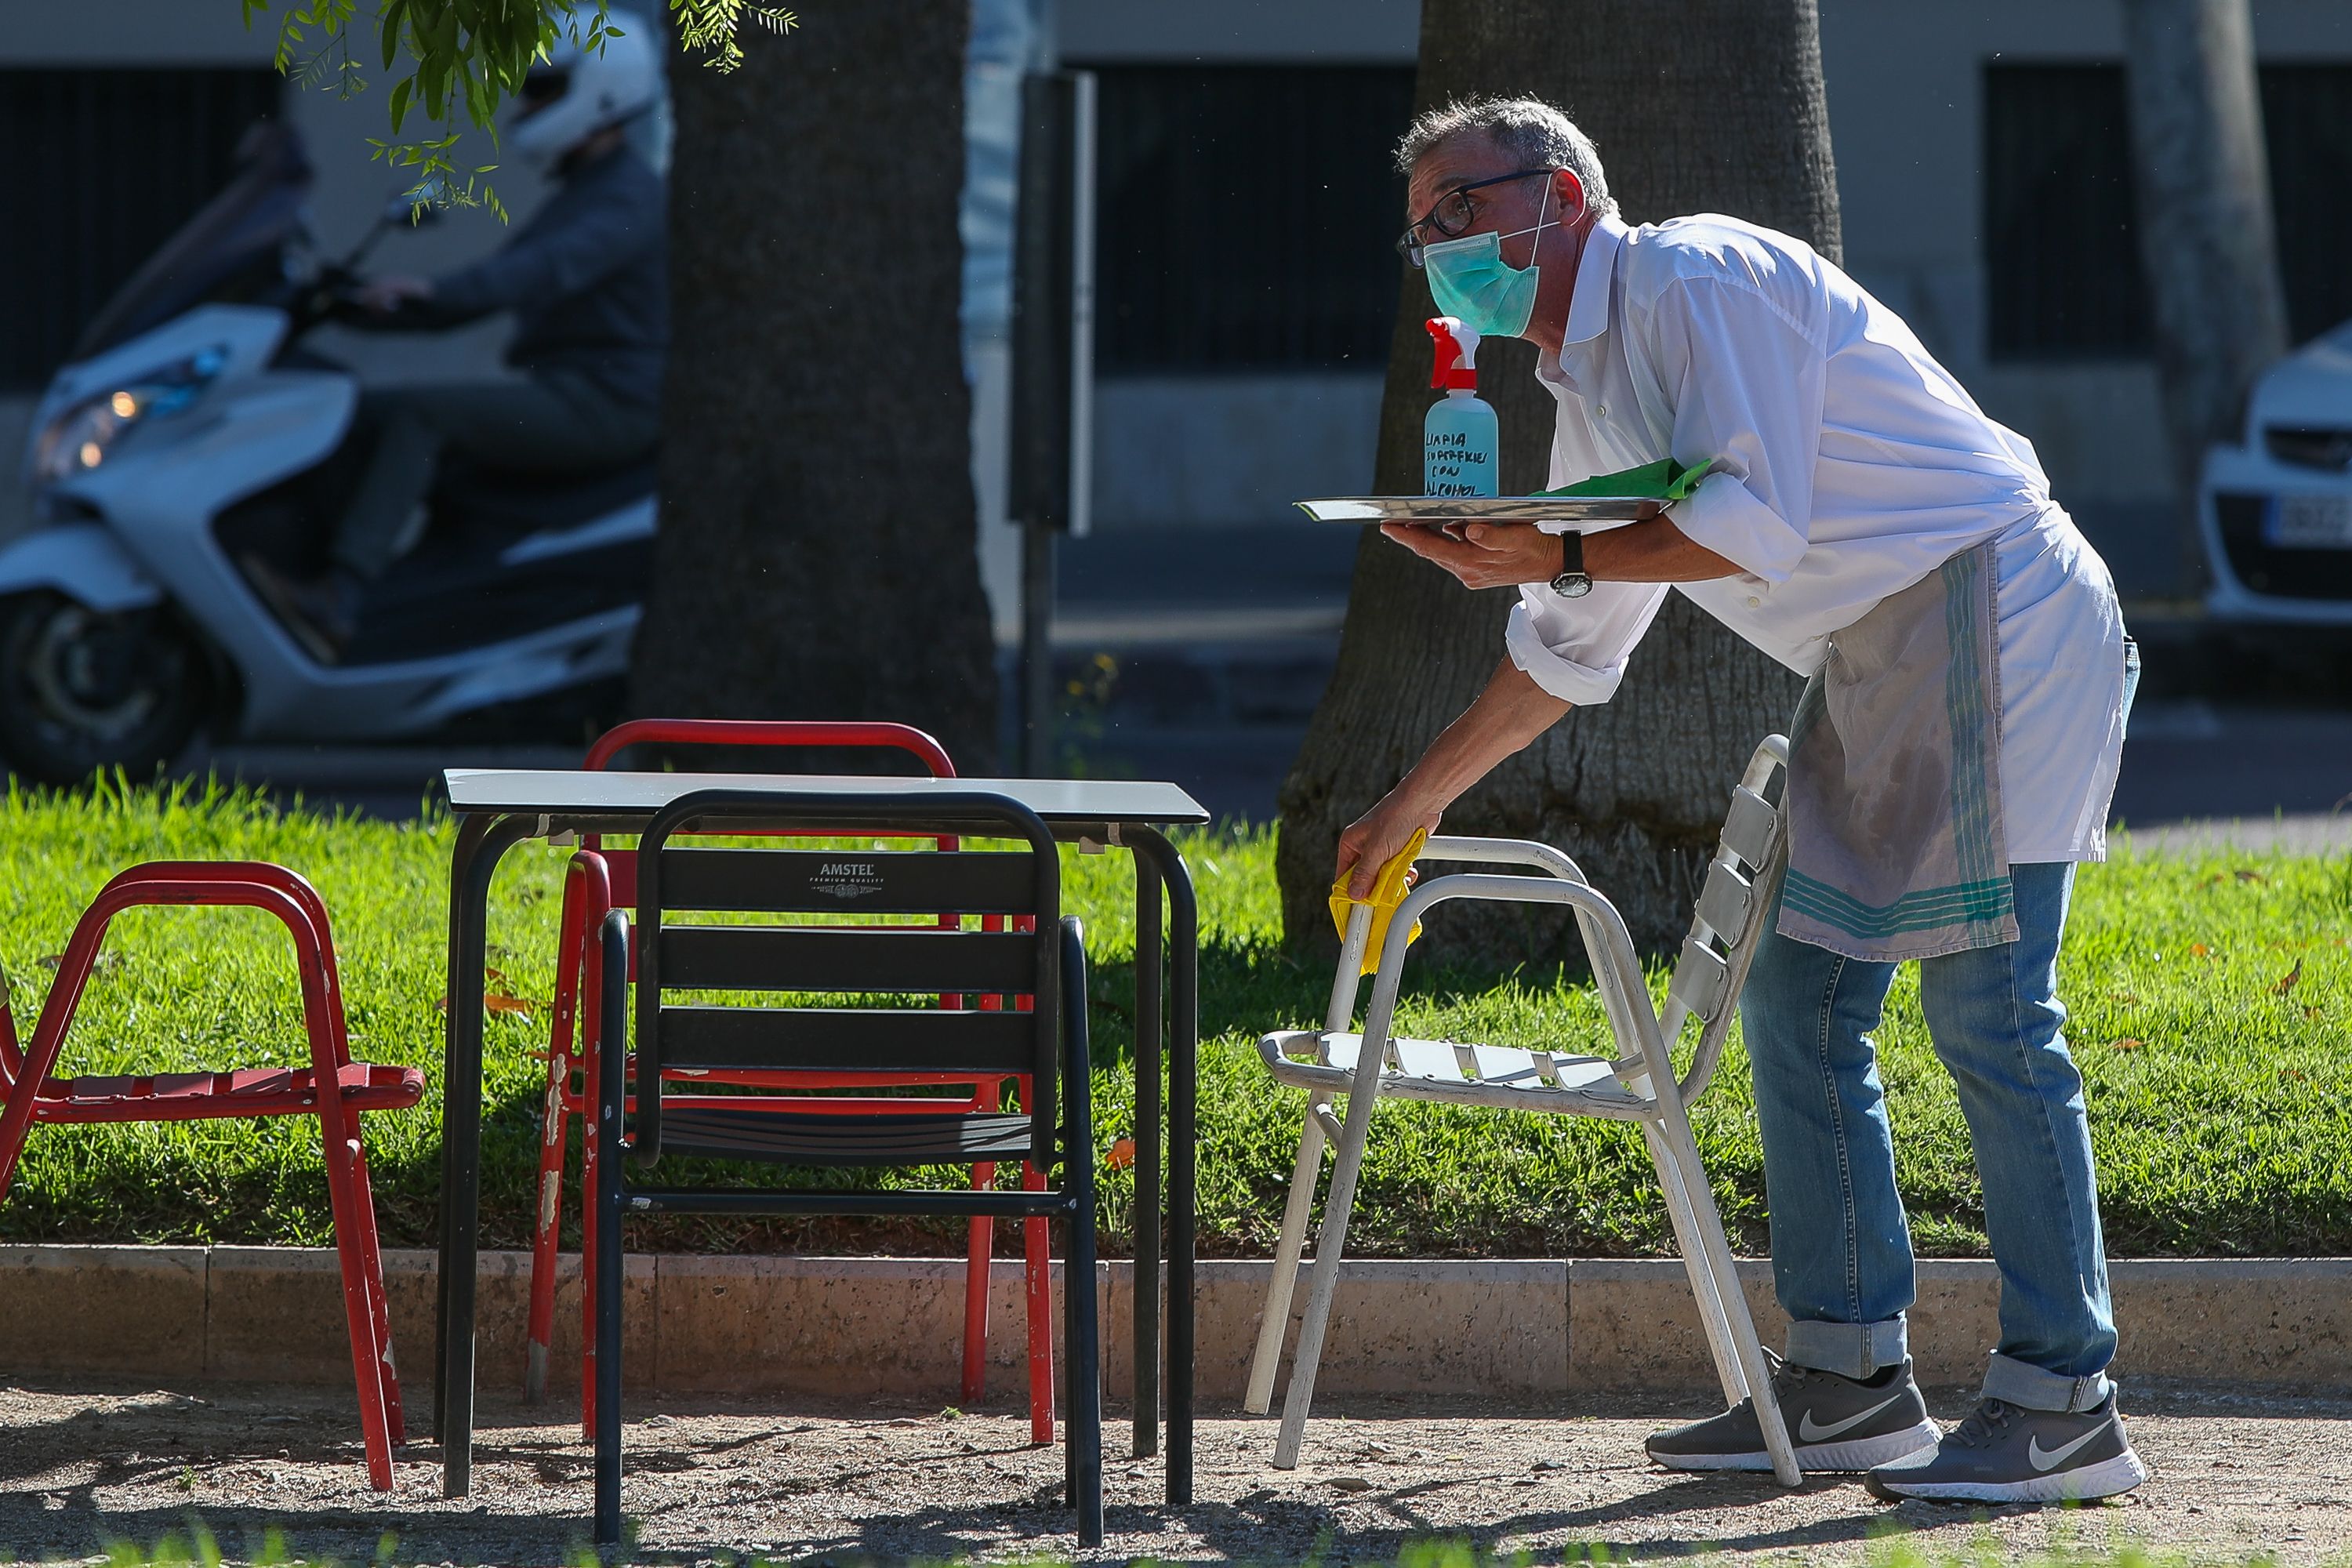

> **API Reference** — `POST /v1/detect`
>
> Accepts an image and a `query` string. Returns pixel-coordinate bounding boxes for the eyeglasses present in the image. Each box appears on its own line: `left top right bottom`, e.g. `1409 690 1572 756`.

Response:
1396 169 1555 267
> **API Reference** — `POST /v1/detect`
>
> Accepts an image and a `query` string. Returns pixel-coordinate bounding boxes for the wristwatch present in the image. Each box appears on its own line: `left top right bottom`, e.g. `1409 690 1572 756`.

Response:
1550 531 1594 598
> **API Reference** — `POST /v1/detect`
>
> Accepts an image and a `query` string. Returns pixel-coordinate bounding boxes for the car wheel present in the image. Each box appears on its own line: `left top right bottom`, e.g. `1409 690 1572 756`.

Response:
0 592 209 786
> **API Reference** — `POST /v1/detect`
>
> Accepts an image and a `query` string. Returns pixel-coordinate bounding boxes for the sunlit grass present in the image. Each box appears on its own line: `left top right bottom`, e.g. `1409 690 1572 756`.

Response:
0 777 2344 1258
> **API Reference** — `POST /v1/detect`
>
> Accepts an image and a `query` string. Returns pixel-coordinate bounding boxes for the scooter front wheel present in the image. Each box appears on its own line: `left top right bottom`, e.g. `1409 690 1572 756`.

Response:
0 591 209 786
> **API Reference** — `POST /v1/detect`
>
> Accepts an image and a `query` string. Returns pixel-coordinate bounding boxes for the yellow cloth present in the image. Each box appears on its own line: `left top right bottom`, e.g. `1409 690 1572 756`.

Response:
1328 828 1428 975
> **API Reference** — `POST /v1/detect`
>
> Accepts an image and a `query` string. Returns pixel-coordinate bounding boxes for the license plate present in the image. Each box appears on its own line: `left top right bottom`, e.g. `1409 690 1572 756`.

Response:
2264 493 2352 548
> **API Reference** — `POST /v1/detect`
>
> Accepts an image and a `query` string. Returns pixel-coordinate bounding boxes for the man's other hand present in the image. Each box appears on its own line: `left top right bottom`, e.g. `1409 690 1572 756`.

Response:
1335 788 1443 901
355 274 435 315
1380 521 1561 590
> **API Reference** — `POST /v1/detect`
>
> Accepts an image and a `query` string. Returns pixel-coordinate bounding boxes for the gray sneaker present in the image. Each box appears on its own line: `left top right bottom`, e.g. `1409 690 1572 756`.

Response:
1646 1352 1940 1474
1864 1392 2151 1504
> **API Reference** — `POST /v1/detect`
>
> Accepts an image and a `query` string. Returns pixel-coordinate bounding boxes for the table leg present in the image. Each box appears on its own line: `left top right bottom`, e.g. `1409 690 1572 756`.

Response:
437 814 536 1497
434 813 492 1445
1134 828 1196 1507
1131 854 1162 1458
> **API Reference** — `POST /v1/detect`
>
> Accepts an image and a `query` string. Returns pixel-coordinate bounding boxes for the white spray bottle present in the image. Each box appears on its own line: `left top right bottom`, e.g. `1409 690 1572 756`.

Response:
1423 316 1497 499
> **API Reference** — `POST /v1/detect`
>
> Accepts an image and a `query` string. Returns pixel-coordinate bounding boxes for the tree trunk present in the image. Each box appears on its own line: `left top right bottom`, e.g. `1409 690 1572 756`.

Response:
631 3 998 768
2122 0 2288 595
1276 0 1839 960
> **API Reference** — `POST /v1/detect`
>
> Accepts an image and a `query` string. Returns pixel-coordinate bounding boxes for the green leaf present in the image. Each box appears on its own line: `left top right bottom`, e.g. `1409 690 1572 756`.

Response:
379 0 405 70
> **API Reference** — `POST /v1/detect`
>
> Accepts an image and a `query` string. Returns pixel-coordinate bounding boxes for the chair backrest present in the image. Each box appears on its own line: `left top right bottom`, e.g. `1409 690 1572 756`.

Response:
1665 736 1790 1100
583 718 956 779
630 789 1062 1168
580 719 960 884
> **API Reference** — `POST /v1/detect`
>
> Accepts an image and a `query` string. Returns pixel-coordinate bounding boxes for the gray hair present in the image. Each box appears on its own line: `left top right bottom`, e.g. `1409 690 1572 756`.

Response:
1395 96 1617 218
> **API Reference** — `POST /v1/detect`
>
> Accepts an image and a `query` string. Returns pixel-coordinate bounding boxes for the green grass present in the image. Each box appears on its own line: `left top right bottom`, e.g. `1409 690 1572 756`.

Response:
0 778 2346 1258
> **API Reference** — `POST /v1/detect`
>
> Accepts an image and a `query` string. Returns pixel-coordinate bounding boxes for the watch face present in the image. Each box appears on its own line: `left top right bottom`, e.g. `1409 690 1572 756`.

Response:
1556 573 1595 598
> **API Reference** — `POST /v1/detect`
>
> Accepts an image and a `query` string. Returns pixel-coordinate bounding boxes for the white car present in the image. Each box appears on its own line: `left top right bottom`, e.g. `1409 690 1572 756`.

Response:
2201 318 2352 620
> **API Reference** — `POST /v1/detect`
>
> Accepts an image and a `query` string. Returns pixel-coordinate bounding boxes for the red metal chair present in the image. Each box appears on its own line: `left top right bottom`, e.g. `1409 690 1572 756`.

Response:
524 719 1054 1439
0 861 419 1492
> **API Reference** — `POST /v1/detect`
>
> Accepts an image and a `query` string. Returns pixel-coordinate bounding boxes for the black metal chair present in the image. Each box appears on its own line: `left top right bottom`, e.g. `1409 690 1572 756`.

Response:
588 789 1102 1546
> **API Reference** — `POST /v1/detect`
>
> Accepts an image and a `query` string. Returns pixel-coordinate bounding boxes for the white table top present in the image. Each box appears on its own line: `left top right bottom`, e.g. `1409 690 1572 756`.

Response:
443 768 1211 826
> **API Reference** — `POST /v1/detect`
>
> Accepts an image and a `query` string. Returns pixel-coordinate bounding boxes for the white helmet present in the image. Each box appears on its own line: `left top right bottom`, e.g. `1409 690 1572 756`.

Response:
507 10 661 173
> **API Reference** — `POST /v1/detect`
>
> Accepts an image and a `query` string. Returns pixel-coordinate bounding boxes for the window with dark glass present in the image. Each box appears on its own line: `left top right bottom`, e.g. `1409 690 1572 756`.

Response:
1984 60 2352 361
0 67 281 387
1086 64 1415 372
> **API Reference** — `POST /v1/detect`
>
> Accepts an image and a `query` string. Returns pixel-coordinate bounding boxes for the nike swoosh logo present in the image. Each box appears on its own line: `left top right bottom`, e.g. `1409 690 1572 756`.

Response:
1798 1392 1905 1443
2029 1421 2112 1472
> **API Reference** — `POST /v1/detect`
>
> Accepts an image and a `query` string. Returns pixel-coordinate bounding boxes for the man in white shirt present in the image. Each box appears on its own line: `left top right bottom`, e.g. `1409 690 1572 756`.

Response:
1341 96 2144 1504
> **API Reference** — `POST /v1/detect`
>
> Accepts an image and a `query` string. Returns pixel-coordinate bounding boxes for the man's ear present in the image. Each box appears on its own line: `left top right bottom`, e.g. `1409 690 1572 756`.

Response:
1552 168 1587 225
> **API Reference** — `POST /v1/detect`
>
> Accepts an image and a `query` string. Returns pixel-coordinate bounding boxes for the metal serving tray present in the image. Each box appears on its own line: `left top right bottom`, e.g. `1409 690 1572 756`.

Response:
1294 495 1660 524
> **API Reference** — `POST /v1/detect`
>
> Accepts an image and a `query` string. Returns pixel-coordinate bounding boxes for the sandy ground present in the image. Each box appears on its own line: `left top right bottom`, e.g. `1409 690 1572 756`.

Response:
0 1378 2345 1566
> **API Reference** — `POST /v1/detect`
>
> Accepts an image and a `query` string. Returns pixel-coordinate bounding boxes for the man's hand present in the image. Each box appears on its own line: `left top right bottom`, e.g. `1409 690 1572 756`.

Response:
1335 786 1444 901
1380 521 1562 590
1388 504 1744 588
355 274 434 315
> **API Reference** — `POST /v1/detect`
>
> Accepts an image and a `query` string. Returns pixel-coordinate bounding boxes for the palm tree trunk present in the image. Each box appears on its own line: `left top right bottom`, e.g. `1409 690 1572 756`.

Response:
631 2 998 767
1276 0 1839 959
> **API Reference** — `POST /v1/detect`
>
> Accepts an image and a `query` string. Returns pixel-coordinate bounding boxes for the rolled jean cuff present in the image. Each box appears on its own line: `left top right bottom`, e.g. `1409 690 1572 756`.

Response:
1785 1317 1907 1380
1983 1351 2114 1413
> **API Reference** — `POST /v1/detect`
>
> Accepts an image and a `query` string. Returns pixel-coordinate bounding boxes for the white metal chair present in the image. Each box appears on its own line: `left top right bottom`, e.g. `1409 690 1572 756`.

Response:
1244 736 1801 1485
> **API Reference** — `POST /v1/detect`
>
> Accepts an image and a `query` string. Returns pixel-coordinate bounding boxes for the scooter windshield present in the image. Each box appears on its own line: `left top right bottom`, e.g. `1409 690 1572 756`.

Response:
69 120 314 364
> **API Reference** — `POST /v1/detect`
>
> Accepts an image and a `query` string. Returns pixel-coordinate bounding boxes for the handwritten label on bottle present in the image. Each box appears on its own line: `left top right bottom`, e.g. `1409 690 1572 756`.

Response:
1425 430 1494 498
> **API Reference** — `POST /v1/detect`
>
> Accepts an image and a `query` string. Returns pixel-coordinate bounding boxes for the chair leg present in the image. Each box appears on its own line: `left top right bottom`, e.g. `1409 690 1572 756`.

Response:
579 1092 601 1443
579 1018 604 1442
1653 1101 1801 1487
961 1080 1001 1409
592 1125 624 1545
1068 1187 1103 1545
1020 1165 1054 1443
524 1052 574 1406
339 1100 405 1447
1063 1214 1077 1507
1639 1120 1748 1408
593 920 627 1547
961 1179 994 1407
1243 1098 1328 1415
1272 1085 1377 1471
313 1099 397 1492
532 875 593 1406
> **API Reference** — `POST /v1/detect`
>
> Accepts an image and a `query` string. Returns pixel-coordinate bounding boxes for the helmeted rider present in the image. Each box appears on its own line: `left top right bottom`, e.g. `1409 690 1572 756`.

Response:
251 13 667 661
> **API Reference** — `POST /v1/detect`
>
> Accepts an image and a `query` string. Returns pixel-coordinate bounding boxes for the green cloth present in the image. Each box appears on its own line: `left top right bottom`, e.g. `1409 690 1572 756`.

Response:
1537 457 1712 503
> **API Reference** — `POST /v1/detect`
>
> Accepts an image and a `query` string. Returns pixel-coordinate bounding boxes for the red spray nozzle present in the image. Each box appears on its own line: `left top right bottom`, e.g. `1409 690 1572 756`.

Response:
1427 316 1480 390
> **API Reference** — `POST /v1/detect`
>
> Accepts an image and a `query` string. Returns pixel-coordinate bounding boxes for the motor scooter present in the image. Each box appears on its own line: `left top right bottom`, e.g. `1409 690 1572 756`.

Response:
3 122 654 784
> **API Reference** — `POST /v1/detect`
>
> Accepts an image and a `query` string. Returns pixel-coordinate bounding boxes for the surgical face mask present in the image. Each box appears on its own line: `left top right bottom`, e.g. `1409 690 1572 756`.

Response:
1421 181 1559 340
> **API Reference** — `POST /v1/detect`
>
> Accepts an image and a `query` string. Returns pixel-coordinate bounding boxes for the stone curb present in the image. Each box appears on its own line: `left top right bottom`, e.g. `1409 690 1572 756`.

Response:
1 1247 2345 1406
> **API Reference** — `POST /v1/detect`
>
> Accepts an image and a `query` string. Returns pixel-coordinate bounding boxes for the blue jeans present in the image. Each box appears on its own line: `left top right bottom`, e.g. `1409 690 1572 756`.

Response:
1741 860 2116 1414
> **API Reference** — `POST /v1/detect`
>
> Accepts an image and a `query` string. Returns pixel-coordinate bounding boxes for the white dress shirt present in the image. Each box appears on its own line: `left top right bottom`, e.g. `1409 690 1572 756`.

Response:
1507 213 2129 863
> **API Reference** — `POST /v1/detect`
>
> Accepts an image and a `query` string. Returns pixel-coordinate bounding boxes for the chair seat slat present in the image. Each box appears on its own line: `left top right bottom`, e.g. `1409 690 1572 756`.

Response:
659 1004 1039 1076
1466 1045 1548 1088
1667 938 1732 1025
660 1108 1034 1166
662 847 1036 915
1693 862 1755 944
1388 1037 1462 1081
660 925 1036 994
1257 1032 1653 1120
1720 786 1780 868
31 1062 424 1123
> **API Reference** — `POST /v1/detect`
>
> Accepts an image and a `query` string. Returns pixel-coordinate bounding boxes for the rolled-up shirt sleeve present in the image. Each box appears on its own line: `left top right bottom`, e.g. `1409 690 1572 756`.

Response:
1505 577 1671 706
1646 277 1825 583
